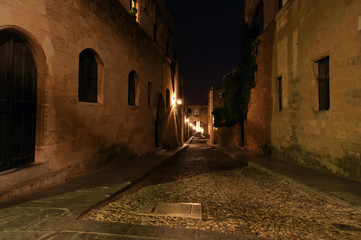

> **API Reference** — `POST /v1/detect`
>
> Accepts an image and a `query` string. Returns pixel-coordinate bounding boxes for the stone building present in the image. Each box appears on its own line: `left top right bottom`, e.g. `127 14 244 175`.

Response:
244 0 361 180
187 105 208 137
0 0 184 193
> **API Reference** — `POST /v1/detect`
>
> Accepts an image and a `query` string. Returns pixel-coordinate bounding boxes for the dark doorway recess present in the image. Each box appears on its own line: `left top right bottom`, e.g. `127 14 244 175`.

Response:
155 94 164 148
0 31 37 171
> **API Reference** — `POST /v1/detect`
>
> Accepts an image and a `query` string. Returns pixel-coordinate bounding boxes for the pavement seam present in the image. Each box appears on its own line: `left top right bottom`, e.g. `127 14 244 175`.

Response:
76 142 192 220
61 230 175 239
209 170 252 230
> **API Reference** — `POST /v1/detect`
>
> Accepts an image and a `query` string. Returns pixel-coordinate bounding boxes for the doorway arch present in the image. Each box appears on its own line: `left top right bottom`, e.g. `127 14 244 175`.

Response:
0 30 38 171
155 94 165 148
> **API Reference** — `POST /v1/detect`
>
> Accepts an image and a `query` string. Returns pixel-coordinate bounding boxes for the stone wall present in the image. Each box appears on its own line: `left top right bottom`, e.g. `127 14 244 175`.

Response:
0 0 180 176
270 0 361 179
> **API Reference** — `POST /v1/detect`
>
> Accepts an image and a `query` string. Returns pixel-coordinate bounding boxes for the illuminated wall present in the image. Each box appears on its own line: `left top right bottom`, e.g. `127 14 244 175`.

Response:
246 0 361 179
0 0 180 176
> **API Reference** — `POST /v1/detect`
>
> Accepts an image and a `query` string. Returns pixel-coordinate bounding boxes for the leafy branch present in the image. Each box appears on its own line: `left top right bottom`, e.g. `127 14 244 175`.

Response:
213 26 259 127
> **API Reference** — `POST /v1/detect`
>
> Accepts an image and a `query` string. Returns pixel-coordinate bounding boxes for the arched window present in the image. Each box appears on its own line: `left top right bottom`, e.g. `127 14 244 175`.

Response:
166 88 170 108
79 49 97 102
128 70 137 106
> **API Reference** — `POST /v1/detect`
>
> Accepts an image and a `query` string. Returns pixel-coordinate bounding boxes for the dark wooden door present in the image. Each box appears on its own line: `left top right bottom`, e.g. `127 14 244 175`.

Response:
0 31 37 171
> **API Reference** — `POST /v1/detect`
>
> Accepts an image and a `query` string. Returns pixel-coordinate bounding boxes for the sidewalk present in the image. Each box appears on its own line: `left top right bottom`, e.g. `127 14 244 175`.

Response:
221 146 361 211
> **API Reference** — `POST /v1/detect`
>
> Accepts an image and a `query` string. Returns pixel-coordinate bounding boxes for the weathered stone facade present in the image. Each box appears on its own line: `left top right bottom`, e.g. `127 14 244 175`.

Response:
245 0 361 180
0 0 183 179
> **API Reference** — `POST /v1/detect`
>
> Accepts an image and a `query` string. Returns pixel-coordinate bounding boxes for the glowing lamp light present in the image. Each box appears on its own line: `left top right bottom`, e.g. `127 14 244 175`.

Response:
177 99 183 105
185 118 189 123
201 128 204 134
192 126 196 130
189 123 193 127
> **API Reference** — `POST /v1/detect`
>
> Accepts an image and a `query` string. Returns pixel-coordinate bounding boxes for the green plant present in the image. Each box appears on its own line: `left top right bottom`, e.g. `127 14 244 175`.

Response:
212 26 259 127
130 7 137 16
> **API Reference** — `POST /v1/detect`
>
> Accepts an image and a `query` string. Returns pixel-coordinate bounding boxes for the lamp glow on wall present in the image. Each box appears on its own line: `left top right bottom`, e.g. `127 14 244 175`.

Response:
185 118 189 123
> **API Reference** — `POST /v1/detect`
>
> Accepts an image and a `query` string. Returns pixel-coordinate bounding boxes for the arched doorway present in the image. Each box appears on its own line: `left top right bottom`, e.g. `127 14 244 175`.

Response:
155 94 164 148
0 31 37 171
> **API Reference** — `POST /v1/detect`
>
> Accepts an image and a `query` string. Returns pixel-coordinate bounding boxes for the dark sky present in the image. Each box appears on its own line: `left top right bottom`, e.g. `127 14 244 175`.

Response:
168 0 243 105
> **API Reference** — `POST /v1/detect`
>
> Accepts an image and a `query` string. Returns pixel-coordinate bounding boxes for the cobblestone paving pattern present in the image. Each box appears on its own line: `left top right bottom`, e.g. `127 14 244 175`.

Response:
89 138 361 240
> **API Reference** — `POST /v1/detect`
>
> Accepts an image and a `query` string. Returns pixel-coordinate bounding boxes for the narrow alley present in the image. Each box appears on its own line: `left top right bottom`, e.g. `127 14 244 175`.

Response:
0 136 361 239
88 136 361 240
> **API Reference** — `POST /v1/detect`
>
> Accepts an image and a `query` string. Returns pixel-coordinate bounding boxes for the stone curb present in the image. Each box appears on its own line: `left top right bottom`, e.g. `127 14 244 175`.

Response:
248 160 361 211
77 137 194 219
219 146 361 211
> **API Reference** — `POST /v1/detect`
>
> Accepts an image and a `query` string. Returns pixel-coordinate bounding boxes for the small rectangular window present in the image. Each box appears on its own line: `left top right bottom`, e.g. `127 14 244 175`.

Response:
153 23 157 42
128 71 136 106
144 0 149 15
130 0 136 9
148 82 152 107
277 76 283 111
317 57 330 110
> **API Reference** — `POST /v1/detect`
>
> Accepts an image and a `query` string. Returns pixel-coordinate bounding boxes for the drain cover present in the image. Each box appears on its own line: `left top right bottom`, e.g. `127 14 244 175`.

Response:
333 223 361 232
140 202 202 219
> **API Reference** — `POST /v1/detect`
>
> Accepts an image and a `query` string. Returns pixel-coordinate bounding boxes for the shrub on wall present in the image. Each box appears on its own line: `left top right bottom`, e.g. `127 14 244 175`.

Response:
213 26 259 127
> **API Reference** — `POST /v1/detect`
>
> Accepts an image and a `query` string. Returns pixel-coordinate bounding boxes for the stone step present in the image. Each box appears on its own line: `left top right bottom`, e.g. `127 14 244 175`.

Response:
0 169 67 202
0 162 49 189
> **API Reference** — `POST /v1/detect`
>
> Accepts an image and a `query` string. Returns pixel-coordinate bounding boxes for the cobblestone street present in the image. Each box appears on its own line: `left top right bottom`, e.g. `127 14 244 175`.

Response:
89 136 361 240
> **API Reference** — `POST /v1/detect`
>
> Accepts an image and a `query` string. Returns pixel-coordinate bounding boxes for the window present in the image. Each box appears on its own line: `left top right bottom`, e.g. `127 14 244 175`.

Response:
130 0 136 9
79 49 97 102
153 23 157 42
277 76 283 111
166 89 170 108
250 0 264 37
144 0 149 15
128 71 136 106
317 57 330 110
148 82 152 107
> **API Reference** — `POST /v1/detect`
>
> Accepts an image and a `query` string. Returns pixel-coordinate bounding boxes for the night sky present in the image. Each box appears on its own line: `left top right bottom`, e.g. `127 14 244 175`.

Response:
168 0 243 105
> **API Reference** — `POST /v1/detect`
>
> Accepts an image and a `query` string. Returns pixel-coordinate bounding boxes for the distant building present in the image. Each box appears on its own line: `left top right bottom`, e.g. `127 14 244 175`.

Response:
243 0 361 180
188 105 208 137
0 0 184 191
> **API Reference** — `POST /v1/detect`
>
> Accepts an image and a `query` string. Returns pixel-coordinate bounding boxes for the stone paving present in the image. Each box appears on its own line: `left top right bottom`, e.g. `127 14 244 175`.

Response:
89 139 361 240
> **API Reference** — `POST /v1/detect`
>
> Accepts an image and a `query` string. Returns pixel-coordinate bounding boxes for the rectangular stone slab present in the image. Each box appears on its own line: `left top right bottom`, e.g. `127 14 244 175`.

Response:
139 202 202 219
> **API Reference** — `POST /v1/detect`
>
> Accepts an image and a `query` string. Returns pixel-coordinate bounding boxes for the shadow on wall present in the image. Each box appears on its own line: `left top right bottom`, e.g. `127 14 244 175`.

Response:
244 22 274 154
161 107 179 149
67 140 138 176
217 123 244 148
272 144 361 181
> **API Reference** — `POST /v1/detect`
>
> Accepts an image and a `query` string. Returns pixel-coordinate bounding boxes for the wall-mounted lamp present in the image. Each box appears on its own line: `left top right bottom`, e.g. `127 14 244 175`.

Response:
177 99 183 105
